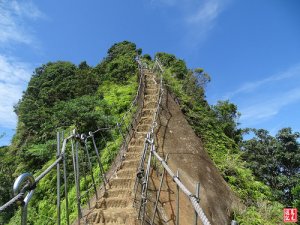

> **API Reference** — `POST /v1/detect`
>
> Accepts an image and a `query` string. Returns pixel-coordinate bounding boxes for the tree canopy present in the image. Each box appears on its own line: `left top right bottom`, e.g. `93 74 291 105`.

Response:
0 41 139 224
242 128 300 206
1 42 298 225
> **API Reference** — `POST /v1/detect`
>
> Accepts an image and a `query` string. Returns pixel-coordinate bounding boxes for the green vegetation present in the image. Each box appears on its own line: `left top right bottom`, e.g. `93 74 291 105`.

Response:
0 41 139 224
155 52 296 224
1 42 298 225
242 128 300 207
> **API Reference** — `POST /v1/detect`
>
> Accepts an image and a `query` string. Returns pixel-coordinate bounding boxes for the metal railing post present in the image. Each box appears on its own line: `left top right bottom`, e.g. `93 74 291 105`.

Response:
139 142 153 224
90 133 107 191
194 182 200 225
13 173 35 225
176 170 180 225
84 138 98 200
151 154 168 225
56 132 61 225
62 139 70 225
71 138 81 224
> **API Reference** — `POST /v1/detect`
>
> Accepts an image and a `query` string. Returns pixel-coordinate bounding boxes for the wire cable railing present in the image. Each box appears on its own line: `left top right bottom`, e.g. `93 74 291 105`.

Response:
0 57 146 225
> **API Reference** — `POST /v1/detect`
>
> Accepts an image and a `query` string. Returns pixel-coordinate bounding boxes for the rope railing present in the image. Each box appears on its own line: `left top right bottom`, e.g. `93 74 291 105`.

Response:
0 57 146 225
133 57 212 225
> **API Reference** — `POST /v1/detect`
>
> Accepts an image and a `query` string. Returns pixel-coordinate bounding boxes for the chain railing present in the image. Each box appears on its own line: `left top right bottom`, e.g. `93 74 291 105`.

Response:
0 57 146 225
133 57 212 225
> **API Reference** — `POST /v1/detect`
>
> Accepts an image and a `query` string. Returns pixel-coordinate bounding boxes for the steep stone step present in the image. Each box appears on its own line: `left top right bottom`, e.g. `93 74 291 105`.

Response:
138 117 153 126
144 95 158 103
116 168 136 179
145 81 155 86
95 198 130 209
144 72 155 77
141 109 156 117
144 101 157 109
132 134 146 142
145 78 157 84
109 178 134 189
134 131 147 137
127 146 142 152
124 152 141 160
106 189 132 198
136 124 151 133
121 161 139 170
129 138 144 147
146 83 157 89
145 88 158 95
81 68 160 225
145 80 155 84
87 208 137 225
144 93 158 98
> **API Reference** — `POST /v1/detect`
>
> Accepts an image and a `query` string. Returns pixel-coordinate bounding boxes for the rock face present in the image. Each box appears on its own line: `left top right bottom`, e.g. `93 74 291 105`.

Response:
154 87 241 225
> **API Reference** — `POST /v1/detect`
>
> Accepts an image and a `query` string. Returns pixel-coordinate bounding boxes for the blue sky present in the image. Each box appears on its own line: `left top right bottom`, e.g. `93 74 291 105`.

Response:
0 0 300 146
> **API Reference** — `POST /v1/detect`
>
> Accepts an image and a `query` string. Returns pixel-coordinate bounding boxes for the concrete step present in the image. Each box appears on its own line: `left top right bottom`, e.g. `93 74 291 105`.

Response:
144 72 155 77
116 168 136 179
145 79 157 84
145 88 158 95
132 133 146 141
138 117 153 125
129 138 144 147
109 178 135 189
144 101 157 109
124 152 141 160
136 124 151 133
122 159 140 169
144 95 158 103
127 146 142 153
141 109 156 117
106 189 132 198
133 131 147 137
80 70 160 225
145 83 158 89
86 208 137 225
95 197 131 209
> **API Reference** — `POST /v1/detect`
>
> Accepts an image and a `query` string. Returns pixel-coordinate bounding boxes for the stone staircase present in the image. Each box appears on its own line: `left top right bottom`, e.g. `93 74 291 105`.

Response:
84 69 159 225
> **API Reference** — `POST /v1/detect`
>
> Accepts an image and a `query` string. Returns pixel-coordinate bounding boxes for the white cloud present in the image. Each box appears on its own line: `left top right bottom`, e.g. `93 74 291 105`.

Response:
152 0 178 6
0 0 43 131
225 63 300 99
0 55 32 129
0 0 44 46
186 1 220 26
183 0 226 44
149 0 230 45
10 1 43 19
240 88 300 124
